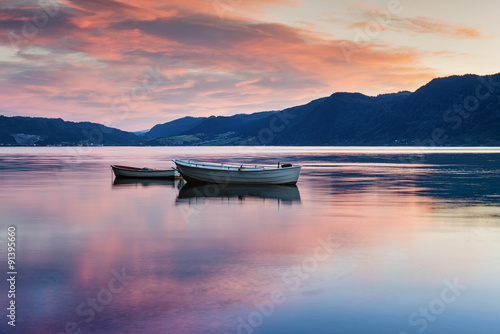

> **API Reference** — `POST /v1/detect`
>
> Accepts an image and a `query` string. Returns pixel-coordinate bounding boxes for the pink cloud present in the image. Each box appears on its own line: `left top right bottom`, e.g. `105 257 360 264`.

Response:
394 16 482 39
348 5 483 40
0 1 439 131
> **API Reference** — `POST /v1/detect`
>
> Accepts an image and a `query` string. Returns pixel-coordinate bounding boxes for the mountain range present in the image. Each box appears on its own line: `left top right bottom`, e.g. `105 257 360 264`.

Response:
1 73 499 146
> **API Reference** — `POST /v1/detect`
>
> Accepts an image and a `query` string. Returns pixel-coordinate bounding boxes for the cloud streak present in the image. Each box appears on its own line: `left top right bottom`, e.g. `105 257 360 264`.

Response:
0 0 492 131
349 5 483 39
393 16 482 39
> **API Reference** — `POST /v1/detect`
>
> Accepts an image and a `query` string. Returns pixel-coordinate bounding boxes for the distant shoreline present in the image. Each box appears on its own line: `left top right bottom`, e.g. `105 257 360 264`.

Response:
2 145 500 149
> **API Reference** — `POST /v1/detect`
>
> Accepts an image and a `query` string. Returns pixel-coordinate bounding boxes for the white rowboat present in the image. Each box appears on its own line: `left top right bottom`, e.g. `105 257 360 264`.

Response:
172 159 301 185
111 165 180 179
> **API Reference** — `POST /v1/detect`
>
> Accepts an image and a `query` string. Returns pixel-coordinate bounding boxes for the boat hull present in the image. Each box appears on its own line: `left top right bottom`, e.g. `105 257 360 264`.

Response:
111 165 180 179
173 160 301 185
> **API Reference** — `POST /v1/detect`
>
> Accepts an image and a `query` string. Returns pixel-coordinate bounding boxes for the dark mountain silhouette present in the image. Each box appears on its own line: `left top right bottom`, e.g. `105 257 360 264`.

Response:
143 96 329 145
1 73 499 146
144 73 500 146
143 116 205 139
0 116 138 146
186 110 277 135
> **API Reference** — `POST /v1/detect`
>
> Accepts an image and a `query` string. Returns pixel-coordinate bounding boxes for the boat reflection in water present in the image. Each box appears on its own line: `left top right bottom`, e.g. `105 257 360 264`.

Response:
113 177 184 189
176 182 301 204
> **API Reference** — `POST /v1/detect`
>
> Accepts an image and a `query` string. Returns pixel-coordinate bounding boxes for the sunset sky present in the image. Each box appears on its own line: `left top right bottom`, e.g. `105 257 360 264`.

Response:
1 0 499 131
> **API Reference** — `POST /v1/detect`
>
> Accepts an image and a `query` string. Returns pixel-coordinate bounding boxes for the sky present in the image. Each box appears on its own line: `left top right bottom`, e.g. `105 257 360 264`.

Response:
0 0 499 131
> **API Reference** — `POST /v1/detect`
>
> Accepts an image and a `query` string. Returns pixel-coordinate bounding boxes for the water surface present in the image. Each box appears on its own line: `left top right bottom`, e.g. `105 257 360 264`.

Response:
1 147 499 334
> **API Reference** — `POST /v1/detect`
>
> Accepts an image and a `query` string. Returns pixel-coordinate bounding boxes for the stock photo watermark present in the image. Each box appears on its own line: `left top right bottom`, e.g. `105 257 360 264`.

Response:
108 64 168 124
178 108 298 222
55 62 168 182
257 109 296 145
49 267 134 334
212 0 242 20
6 0 60 48
6 225 17 327
226 234 339 334
399 278 467 334
341 0 408 62
400 74 500 164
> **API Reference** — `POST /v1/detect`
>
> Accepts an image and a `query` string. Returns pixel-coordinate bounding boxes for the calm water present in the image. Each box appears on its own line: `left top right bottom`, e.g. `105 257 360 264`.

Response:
1 147 500 334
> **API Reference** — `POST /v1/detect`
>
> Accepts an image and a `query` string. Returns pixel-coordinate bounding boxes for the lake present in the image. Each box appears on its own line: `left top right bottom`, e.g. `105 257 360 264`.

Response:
1 146 499 334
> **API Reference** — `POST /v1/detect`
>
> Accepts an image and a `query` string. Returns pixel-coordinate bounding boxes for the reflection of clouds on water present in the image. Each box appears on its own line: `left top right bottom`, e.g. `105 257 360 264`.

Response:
1 147 499 334
301 153 500 205
176 183 301 203
113 177 184 189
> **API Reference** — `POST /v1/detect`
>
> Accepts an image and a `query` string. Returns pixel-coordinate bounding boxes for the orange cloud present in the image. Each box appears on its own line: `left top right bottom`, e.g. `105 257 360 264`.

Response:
348 4 483 40
392 16 482 39
0 0 439 130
